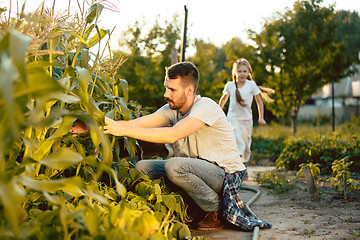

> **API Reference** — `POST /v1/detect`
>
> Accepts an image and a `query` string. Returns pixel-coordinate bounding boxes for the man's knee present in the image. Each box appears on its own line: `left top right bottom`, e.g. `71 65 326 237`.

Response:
134 160 147 174
164 157 183 178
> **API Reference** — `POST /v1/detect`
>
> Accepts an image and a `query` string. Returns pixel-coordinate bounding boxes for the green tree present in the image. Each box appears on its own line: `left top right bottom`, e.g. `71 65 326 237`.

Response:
251 0 352 133
187 39 226 101
334 10 360 64
114 15 182 110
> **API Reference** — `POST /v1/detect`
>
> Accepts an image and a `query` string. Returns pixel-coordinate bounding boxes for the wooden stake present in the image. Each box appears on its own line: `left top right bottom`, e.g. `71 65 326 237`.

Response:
302 166 320 201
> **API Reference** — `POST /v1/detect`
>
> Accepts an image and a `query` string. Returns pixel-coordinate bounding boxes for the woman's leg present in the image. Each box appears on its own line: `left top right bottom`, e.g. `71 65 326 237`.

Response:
239 119 253 163
229 119 246 159
165 157 225 212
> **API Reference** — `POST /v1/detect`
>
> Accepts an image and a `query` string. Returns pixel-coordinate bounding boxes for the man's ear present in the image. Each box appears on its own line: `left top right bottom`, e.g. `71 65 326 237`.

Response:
186 85 195 95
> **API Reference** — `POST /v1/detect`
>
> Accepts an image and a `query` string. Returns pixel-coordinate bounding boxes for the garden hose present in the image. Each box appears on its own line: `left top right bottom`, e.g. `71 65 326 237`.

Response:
241 185 261 240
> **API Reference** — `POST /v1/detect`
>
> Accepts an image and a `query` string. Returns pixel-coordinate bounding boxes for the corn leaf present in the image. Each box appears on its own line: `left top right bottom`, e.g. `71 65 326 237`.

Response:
39 147 83 170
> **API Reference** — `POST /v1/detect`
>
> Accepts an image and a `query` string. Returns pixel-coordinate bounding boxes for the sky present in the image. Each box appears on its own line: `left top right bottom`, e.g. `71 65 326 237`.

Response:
2 0 360 55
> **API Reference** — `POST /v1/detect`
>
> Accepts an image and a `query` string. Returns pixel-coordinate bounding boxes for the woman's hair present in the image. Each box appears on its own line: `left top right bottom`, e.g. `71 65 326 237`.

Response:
231 58 274 106
166 61 199 92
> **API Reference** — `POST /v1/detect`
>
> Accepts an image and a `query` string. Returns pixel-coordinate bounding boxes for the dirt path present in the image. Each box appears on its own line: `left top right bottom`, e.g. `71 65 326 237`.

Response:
190 166 360 240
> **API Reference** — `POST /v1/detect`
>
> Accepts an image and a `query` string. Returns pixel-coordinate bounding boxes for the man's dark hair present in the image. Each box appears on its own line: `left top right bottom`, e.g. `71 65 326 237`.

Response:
166 62 199 92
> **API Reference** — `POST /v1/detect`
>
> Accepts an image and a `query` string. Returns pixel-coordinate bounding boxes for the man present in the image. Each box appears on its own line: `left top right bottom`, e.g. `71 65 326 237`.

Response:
73 62 246 230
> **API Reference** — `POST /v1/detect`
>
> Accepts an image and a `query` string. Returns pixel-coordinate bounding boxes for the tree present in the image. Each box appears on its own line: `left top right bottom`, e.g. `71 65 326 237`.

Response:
251 0 352 133
334 10 360 64
113 15 182 110
187 39 226 101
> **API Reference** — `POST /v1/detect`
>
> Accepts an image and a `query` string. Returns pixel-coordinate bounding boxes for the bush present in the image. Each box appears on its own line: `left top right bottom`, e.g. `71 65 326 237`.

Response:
256 170 297 194
251 136 285 162
276 134 360 174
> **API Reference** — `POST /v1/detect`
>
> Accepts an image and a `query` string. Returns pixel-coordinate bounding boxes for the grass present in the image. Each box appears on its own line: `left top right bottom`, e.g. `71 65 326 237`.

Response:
252 115 360 140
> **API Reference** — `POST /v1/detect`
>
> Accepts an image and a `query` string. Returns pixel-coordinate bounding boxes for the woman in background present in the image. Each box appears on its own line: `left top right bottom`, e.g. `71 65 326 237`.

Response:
219 58 274 166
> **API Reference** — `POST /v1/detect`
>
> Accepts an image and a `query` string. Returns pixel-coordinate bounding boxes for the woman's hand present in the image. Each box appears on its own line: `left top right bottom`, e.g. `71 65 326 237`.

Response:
258 118 266 125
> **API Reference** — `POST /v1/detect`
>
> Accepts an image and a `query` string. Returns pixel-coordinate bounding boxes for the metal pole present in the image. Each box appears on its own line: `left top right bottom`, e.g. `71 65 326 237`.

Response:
180 5 188 62
331 81 335 132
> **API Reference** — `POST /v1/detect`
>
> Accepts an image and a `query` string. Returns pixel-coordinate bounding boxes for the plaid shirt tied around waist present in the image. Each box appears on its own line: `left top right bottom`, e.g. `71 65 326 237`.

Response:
221 170 272 231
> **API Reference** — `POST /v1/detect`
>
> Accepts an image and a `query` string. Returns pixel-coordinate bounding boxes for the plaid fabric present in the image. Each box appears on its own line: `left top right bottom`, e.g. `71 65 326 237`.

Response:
221 170 272 231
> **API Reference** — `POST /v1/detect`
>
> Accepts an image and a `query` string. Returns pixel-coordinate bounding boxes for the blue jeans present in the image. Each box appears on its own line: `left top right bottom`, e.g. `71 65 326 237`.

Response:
135 157 225 212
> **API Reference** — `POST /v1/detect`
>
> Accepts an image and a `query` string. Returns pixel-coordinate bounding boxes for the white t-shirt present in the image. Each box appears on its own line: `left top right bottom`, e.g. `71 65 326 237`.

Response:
222 80 261 120
155 95 246 173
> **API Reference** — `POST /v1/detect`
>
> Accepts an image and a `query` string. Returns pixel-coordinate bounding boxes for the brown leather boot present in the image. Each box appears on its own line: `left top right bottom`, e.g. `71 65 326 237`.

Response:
196 211 223 230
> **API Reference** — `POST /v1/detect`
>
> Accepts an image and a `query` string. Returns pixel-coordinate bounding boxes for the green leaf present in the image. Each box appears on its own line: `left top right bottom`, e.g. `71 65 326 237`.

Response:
48 115 77 140
177 223 191 239
88 28 108 48
162 195 177 211
119 79 129 102
86 4 104 24
19 175 82 194
84 24 95 41
15 72 64 99
0 51 20 138
102 165 127 198
75 67 91 102
118 97 131 120
52 93 80 103
9 30 32 79
43 191 64 205
83 208 99 235
81 49 90 68
0 181 25 237
39 147 83 170
33 139 56 161
89 127 101 149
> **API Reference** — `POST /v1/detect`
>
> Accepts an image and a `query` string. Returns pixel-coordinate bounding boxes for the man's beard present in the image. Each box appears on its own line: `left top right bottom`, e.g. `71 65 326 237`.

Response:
166 93 187 110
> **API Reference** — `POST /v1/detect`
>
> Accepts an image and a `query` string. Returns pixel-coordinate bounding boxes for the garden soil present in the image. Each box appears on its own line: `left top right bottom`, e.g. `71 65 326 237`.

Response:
190 166 360 240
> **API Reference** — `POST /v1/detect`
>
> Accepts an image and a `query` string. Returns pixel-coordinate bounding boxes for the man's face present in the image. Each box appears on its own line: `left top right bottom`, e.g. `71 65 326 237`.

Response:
163 77 187 110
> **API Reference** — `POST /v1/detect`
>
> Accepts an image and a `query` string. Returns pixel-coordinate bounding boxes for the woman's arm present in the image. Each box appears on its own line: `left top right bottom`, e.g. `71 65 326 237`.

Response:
219 93 229 109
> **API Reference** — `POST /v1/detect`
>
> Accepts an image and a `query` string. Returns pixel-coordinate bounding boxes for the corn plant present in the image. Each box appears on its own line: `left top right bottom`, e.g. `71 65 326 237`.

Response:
0 1 191 239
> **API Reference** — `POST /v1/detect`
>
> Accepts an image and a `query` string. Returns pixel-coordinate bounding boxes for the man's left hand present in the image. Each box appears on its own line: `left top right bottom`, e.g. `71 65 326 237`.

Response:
102 116 126 136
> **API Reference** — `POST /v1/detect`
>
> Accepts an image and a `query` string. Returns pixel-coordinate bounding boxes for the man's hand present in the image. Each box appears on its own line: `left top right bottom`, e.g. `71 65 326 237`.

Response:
70 121 89 134
102 116 126 136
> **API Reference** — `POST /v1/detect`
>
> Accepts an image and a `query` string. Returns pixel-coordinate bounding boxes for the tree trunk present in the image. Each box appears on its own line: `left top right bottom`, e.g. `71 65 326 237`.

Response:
291 111 298 134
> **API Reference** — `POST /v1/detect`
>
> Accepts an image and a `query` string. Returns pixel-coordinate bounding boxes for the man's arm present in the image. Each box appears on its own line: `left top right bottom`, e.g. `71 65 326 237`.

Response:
70 112 169 134
119 112 170 128
103 116 205 144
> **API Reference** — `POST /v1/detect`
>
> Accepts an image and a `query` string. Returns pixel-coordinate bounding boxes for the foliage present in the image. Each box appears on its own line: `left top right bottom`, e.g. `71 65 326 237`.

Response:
113 15 182 110
187 39 226 102
275 134 360 174
0 2 191 239
252 116 360 140
334 10 360 64
327 156 360 193
251 136 284 162
296 162 321 178
256 170 297 194
250 0 353 133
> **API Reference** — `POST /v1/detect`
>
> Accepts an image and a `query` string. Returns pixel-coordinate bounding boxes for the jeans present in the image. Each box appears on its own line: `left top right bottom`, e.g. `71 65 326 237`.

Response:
135 157 226 212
